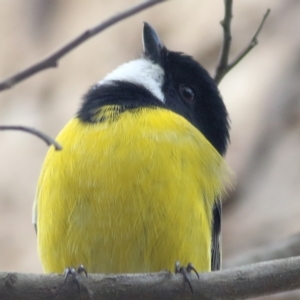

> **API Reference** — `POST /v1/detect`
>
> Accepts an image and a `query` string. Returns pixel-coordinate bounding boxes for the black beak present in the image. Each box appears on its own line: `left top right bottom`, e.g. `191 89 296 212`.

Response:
143 22 163 63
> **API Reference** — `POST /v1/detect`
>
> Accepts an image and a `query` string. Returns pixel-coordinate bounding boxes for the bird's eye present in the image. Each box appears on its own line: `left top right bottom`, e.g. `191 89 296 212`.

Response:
179 85 195 103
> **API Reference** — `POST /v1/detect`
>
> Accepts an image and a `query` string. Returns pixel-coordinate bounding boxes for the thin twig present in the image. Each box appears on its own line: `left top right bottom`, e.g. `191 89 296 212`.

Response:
214 0 233 84
214 4 271 84
0 125 61 150
0 0 167 92
225 9 271 73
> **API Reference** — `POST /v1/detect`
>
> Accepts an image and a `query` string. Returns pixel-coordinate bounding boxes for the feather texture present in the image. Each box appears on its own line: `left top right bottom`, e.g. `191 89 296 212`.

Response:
35 106 229 273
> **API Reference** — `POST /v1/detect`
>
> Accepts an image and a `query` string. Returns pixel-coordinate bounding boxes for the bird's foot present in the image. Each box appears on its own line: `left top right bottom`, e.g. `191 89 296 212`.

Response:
64 264 88 292
175 261 199 293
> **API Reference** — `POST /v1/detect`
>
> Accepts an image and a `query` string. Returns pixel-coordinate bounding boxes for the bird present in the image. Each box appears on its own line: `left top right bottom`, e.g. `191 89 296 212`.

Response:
33 22 230 276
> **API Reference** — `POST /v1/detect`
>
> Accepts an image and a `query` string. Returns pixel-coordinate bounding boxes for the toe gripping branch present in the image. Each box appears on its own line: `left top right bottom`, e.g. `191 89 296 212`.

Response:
175 262 200 294
64 265 88 292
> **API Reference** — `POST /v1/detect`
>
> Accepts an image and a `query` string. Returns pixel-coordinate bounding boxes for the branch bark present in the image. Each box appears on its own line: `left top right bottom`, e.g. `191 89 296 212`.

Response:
0 0 167 92
1 257 300 300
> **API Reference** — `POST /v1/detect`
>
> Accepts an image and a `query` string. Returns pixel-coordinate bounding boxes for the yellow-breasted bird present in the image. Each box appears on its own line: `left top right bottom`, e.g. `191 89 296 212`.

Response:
33 23 230 275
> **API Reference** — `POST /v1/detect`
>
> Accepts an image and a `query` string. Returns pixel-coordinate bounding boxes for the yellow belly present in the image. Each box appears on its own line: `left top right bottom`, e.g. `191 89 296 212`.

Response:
35 107 228 274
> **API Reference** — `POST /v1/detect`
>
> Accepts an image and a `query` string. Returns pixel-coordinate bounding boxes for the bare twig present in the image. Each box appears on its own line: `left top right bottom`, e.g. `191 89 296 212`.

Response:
1 257 300 299
214 2 270 84
215 0 233 84
0 0 167 92
225 9 271 76
0 126 61 150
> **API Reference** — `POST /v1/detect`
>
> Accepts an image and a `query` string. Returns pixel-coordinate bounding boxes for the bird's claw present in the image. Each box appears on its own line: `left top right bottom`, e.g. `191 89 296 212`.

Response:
64 264 88 292
175 261 199 293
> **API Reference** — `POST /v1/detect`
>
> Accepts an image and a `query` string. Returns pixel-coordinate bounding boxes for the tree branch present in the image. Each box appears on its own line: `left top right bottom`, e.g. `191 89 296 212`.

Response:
0 0 167 92
214 1 270 84
1 257 300 300
0 125 61 150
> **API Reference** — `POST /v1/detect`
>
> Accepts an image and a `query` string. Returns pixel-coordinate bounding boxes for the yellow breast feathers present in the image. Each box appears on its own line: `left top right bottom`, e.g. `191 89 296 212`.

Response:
34 106 229 273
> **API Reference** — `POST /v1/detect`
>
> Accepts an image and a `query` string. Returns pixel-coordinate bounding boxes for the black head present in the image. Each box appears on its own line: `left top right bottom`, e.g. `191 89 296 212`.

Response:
78 23 229 155
143 23 229 155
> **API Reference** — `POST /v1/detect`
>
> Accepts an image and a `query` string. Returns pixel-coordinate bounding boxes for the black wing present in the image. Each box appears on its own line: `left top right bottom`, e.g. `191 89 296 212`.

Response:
211 200 222 271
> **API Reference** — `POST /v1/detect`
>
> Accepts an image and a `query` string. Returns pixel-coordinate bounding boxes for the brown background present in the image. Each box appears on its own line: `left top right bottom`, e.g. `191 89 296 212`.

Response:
0 1 300 299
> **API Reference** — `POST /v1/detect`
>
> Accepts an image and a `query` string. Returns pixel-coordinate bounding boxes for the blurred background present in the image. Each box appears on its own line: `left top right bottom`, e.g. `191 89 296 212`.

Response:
0 1 299 299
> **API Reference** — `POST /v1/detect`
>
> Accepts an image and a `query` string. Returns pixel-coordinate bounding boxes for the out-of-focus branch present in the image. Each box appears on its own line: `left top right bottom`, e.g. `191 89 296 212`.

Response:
214 0 270 84
0 126 61 150
1 257 300 300
225 233 300 268
0 0 167 92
